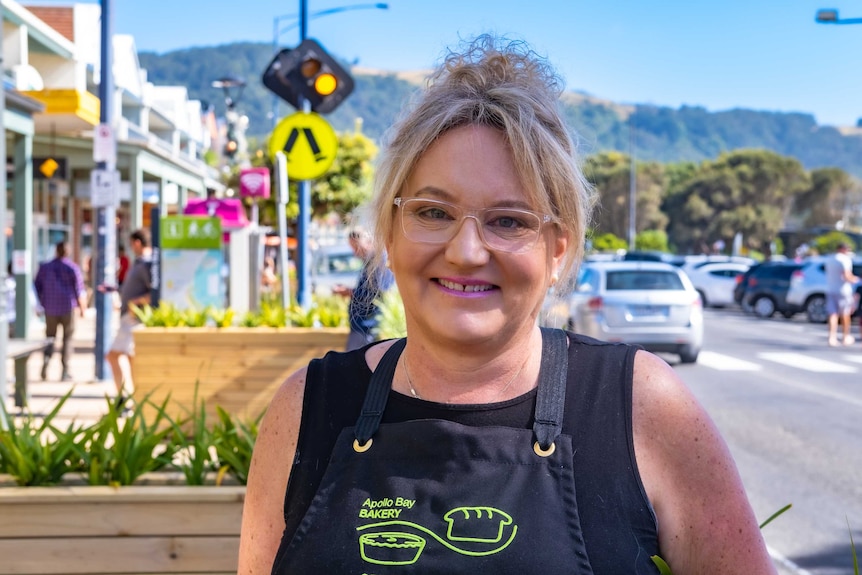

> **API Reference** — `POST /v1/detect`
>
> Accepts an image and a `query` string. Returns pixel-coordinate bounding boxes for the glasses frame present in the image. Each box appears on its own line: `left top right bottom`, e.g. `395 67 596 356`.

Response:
393 197 554 254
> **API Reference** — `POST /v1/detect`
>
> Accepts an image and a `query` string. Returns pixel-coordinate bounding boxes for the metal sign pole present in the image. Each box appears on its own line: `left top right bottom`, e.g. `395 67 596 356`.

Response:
94 0 117 380
275 152 292 310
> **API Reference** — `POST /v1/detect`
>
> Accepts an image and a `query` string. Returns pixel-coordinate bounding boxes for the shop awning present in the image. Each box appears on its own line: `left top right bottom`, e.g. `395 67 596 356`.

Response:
183 198 249 230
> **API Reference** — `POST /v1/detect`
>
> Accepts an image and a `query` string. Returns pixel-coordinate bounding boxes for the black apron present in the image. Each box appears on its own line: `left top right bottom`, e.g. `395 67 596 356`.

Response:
273 328 594 574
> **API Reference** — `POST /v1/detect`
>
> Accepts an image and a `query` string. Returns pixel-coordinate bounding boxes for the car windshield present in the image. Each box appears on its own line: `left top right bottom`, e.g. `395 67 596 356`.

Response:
606 270 685 290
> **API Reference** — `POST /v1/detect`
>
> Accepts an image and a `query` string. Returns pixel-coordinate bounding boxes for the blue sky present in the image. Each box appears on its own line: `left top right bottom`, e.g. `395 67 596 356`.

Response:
24 0 862 127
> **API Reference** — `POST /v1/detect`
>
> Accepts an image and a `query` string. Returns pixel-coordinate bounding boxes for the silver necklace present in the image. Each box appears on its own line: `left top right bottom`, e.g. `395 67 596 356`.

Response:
403 355 528 401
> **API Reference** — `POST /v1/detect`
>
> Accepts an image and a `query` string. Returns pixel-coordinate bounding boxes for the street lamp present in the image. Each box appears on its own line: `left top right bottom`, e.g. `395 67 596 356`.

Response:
815 9 862 24
270 2 388 128
212 76 247 162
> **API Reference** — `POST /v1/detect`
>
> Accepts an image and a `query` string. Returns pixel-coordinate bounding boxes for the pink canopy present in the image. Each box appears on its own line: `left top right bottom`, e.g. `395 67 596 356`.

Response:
183 198 250 230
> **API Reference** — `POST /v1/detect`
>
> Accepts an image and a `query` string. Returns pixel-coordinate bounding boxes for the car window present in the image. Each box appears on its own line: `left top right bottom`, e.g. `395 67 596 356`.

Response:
576 268 599 292
328 253 363 273
606 270 685 290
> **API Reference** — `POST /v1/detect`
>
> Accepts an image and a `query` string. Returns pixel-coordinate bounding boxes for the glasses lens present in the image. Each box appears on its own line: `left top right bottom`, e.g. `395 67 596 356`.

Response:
481 209 542 252
401 199 457 243
399 198 543 253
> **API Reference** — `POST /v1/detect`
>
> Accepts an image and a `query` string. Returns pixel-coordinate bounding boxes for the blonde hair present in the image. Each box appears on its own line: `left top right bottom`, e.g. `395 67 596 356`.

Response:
368 34 595 294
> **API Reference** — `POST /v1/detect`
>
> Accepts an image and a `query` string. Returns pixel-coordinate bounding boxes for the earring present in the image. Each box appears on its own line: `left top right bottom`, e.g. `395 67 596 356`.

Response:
550 272 559 286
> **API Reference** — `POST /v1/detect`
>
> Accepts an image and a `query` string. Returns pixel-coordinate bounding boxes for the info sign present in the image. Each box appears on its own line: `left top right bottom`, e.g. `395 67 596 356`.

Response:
160 216 222 250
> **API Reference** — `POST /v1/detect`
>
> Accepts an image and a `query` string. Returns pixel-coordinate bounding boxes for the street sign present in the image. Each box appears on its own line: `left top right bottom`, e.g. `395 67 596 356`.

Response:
90 169 120 208
240 167 271 198
268 111 338 181
93 123 116 165
161 216 222 250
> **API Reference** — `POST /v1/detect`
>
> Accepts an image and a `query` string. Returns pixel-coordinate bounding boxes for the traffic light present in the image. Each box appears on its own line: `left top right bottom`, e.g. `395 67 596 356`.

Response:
263 38 355 114
224 124 239 159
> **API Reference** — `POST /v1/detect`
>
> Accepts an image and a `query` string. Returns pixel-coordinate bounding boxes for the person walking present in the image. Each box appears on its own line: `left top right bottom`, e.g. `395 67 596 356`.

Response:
100 229 153 406
333 228 394 351
825 242 860 346
33 241 87 381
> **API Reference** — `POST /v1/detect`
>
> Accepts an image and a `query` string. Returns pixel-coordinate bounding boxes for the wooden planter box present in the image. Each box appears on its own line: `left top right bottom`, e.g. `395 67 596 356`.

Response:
132 327 348 421
0 485 245 575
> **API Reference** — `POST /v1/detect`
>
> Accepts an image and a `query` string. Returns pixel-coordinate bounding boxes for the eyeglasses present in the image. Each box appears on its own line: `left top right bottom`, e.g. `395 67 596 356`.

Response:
393 197 553 254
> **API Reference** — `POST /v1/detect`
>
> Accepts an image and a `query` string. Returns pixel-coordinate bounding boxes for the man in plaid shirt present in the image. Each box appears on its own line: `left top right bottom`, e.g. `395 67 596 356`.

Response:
34 241 87 381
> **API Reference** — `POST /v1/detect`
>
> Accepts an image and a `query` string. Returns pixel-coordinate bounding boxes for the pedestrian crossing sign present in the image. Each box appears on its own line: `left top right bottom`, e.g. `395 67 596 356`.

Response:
268 111 338 181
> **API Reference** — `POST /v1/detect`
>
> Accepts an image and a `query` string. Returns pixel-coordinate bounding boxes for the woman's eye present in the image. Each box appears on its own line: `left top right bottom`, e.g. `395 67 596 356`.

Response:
417 207 452 220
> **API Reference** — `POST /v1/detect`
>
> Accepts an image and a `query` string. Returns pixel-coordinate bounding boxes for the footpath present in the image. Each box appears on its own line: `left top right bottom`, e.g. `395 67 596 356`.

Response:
3 307 119 427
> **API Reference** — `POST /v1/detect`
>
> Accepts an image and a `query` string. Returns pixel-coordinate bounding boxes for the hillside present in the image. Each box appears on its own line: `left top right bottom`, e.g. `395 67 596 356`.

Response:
139 42 862 178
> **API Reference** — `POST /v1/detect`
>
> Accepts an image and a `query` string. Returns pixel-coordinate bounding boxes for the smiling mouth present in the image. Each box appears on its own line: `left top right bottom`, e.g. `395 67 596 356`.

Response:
436 279 495 293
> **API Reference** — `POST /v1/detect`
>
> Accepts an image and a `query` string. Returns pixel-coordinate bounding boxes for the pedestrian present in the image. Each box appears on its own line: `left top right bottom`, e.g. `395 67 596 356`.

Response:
100 228 153 407
332 227 394 351
33 241 87 381
117 245 130 286
825 242 860 346
260 256 279 296
238 35 777 574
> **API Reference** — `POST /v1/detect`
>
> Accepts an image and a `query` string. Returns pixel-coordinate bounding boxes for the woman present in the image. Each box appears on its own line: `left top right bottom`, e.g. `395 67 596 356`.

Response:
239 36 777 574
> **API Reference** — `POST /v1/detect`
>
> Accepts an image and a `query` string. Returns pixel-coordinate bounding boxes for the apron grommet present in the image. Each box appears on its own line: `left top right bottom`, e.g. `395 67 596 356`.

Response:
533 441 555 457
353 438 373 452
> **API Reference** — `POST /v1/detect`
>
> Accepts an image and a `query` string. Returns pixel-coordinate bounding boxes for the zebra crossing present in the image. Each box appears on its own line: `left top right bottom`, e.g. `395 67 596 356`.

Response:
698 350 861 373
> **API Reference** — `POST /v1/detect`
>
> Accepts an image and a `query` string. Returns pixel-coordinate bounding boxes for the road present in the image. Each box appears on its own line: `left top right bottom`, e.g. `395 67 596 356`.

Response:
667 308 861 575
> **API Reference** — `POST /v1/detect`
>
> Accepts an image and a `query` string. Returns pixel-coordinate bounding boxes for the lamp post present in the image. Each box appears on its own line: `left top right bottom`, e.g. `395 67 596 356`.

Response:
212 76 247 163
270 2 388 129
815 9 862 24
628 118 637 251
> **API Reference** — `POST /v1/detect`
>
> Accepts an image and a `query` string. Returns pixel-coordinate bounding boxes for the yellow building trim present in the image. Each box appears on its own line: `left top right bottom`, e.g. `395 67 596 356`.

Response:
21 89 100 126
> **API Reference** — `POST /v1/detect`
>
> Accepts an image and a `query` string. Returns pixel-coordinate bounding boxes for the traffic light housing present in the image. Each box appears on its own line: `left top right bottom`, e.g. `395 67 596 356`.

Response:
224 124 239 159
263 38 355 114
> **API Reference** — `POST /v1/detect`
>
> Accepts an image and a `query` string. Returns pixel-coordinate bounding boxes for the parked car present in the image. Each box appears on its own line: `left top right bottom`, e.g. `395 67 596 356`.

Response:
621 250 687 267
309 243 363 296
786 256 862 323
560 261 704 363
684 261 751 308
733 261 802 318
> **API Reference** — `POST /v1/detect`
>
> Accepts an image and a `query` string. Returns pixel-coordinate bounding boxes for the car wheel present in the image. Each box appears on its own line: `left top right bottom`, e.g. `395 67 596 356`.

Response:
805 295 828 324
696 289 708 308
679 345 699 364
752 295 776 318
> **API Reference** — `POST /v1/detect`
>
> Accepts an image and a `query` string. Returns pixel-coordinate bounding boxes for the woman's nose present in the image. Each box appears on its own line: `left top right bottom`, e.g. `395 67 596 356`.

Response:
445 216 491 265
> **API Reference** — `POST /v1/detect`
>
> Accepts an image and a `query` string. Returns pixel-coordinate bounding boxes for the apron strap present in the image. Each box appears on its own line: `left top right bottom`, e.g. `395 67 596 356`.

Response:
353 330 569 450
354 338 406 444
533 328 569 451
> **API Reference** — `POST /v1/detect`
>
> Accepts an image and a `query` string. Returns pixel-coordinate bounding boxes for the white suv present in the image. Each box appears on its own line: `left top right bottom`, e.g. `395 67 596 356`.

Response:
786 256 862 323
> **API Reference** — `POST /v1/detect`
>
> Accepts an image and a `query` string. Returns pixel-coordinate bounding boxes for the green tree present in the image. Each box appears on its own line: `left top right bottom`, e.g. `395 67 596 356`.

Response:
584 152 667 239
636 230 670 252
791 167 859 230
589 232 627 252
812 231 857 254
663 149 810 254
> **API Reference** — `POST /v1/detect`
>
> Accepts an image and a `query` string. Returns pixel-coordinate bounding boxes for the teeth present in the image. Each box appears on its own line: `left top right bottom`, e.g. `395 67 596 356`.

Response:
438 279 493 292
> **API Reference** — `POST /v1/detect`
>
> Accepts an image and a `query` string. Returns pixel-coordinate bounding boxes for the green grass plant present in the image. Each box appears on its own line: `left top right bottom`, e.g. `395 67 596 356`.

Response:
210 406 263 486
165 383 217 485
80 392 179 486
0 390 87 486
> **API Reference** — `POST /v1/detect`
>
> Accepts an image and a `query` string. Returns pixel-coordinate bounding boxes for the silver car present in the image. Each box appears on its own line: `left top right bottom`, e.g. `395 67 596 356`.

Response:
310 243 364 296
786 255 862 322
562 261 704 363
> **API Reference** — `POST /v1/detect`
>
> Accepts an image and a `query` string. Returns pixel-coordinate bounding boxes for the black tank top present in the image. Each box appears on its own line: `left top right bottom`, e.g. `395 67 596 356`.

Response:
282 333 659 573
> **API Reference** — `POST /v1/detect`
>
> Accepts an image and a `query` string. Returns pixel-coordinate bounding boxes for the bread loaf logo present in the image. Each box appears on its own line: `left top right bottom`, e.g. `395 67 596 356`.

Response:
356 506 517 566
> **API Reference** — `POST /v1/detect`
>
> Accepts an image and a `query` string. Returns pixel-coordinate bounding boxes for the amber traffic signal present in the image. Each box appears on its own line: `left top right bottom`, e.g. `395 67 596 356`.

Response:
262 38 355 114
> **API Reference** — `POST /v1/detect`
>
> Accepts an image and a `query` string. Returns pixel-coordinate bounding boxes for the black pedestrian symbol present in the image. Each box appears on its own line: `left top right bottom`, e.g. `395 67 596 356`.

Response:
282 127 328 162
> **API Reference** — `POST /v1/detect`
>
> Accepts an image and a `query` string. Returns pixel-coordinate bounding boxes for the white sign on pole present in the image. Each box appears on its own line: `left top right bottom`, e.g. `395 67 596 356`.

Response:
11 250 29 275
90 169 120 208
93 123 117 165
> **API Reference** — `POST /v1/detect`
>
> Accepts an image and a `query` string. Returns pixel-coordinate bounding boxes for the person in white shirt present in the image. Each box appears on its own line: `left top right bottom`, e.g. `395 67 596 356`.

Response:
824 242 860 346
